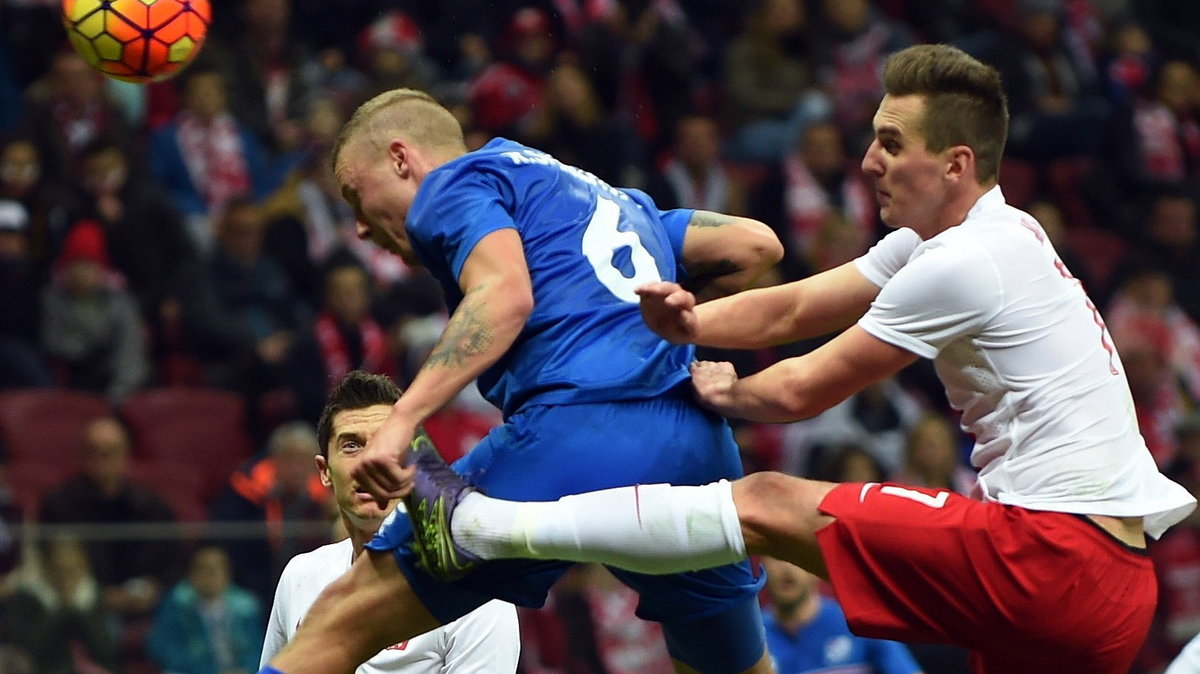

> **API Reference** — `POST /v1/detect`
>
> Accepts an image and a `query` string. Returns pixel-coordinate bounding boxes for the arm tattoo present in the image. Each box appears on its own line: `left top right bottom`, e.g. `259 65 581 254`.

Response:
688 211 732 229
423 290 494 369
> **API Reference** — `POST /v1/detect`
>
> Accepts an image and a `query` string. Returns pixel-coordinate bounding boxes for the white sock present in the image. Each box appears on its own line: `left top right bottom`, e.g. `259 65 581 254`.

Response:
451 481 746 574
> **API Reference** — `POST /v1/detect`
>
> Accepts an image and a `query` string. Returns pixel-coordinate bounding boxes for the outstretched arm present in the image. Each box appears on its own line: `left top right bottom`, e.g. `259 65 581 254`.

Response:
355 228 533 502
690 325 918 422
639 260 882 349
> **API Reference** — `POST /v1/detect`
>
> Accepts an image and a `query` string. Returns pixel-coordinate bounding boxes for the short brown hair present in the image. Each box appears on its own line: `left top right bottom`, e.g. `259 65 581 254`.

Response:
316 371 403 457
331 88 465 170
882 44 1009 183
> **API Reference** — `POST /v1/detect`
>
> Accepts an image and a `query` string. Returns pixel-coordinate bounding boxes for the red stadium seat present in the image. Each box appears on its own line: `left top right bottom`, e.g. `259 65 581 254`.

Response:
0 389 110 467
129 459 211 523
6 459 72 515
119 388 256 494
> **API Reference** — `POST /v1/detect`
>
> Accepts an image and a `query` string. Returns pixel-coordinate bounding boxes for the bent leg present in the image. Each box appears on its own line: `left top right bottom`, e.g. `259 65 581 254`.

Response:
732 472 837 578
269 549 441 674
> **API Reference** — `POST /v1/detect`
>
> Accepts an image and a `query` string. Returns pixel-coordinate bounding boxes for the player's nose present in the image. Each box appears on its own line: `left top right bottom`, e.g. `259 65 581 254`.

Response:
861 141 884 177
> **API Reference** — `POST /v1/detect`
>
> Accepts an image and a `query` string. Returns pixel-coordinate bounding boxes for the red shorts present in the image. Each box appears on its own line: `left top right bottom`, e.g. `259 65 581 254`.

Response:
815 482 1156 674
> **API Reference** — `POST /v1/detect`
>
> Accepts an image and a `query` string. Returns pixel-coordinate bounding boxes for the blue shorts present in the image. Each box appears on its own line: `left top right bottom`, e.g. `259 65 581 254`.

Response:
366 391 767 671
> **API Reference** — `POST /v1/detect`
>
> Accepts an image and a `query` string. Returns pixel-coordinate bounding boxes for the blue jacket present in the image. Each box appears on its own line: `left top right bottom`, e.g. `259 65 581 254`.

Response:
147 582 265 674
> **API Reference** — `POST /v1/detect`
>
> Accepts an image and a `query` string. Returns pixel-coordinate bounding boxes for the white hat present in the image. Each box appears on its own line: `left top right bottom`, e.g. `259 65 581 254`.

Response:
0 200 29 233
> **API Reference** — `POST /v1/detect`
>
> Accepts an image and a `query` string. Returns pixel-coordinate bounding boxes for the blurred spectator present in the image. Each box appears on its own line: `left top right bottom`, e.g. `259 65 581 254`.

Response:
721 0 830 163
0 199 52 389
525 60 634 185
288 258 395 424
75 138 196 327
818 444 887 484
468 7 554 138
1133 190 1200 325
149 67 275 252
760 555 922 674
645 114 732 212
750 120 876 280
147 546 264 674
780 378 923 477
177 199 309 400
1143 412 1200 671
200 0 316 157
3 537 121 674
16 50 134 185
0 135 76 264
816 0 913 146
1106 58 1200 205
1101 20 1160 104
38 416 182 620
1107 265 1200 402
355 11 440 98
891 414 975 495
1112 308 1187 468
40 220 151 401
0 454 23 575
208 421 330 604
259 96 416 291
983 0 1109 161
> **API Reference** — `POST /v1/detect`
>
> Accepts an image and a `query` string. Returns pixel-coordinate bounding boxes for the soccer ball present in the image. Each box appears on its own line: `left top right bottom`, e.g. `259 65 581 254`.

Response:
61 0 211 83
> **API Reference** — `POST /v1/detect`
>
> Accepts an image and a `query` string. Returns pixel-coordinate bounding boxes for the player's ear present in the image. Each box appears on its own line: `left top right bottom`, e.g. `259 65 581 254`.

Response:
388 139 409 177
315 455 332 487
945 145 974 184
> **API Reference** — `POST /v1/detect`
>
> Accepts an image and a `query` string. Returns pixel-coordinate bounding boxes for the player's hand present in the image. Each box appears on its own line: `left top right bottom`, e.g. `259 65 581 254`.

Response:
690 360 740 416
636 281 699 343
353 412 418 507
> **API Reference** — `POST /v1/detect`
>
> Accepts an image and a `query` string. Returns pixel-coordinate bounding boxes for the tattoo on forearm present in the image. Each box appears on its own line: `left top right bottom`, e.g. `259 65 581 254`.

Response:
683 259 743 289
424 292 494 369
688 211 731 229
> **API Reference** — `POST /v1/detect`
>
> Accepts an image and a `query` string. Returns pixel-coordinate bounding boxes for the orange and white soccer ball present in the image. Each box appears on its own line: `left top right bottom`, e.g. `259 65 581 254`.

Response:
61 0 211 83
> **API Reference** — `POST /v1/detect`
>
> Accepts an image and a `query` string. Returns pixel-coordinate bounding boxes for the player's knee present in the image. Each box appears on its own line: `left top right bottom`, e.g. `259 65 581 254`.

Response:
734 472 830 555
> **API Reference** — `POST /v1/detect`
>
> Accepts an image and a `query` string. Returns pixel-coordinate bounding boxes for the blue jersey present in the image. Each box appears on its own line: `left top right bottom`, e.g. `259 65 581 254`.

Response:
764 599 921 674
406 138 695 417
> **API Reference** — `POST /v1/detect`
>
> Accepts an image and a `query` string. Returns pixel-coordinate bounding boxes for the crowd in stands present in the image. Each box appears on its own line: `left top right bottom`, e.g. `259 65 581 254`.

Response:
1 0 1200 671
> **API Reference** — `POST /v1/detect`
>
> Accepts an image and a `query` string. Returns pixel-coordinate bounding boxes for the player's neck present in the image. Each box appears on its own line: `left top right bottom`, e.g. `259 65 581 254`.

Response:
933 180 994 237
346 516 384 556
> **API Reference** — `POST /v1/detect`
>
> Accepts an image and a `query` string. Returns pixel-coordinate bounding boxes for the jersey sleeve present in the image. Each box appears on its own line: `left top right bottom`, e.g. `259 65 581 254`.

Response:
438 600 521 672
857 241 1003 359
407 170 518 283
853 227 922 288
259 558 297 667
658 207 694 284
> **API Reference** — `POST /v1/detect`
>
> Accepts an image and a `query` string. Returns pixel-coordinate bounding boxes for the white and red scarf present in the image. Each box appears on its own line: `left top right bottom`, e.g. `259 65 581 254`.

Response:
176 110 251 214
314 312 388 385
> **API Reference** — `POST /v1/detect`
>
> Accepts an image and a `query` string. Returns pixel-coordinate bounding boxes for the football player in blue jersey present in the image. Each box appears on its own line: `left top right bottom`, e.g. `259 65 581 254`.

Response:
260 88 784 674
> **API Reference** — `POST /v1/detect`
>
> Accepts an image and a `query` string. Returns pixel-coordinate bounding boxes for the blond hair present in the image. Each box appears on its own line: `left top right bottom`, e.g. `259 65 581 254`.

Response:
882 44 1009 184
331 89 465 168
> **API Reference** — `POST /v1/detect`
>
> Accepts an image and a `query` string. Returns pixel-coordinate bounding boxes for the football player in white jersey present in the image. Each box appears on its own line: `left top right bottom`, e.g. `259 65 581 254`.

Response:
260 371 518 673
404 44 1196 673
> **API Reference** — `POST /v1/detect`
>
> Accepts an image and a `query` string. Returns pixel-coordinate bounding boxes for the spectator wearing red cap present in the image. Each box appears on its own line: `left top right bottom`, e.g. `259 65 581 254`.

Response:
39 219 150 401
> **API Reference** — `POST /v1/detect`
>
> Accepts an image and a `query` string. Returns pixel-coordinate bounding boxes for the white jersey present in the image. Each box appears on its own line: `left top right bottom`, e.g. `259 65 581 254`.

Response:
854 186 1195 537
260 529 520 673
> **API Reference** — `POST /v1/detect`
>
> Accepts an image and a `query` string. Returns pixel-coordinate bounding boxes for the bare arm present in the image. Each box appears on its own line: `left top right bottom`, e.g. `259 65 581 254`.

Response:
691 325 918 423
392 227 533 424
354 228 533 502
639 260 881 348
678 210 783 301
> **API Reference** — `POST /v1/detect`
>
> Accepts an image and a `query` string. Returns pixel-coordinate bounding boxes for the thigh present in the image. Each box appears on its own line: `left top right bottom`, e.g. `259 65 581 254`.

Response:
269 549 441 674
609 561 768 674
